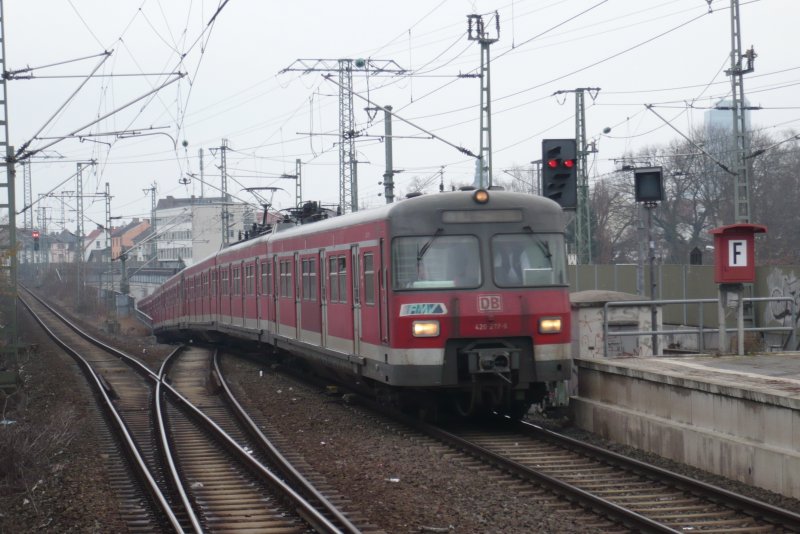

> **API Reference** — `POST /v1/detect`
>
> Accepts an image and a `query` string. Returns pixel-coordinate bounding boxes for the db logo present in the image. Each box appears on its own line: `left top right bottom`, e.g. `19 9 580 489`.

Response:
478 295 503 312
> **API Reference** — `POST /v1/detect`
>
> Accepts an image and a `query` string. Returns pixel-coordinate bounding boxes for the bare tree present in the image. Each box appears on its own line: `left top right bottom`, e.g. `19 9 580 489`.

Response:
590 173 638 263
501 165 538 194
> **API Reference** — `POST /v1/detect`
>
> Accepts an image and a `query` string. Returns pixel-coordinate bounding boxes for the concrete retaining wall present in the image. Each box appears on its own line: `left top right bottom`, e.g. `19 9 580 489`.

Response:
571 358 800 499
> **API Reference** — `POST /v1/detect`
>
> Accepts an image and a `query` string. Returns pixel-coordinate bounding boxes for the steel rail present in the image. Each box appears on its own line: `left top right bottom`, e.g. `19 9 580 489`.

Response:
156 347 204 533
517 419 800 531
158 350 345 534
18 292 185 532
344 391 678 533
213 350 362 534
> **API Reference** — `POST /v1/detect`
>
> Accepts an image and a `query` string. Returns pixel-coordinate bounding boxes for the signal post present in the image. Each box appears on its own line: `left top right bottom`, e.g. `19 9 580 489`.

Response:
710 224 766 355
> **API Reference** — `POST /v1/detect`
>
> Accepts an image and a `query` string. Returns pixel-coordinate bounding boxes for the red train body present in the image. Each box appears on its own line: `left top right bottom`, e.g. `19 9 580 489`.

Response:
140 190 572 417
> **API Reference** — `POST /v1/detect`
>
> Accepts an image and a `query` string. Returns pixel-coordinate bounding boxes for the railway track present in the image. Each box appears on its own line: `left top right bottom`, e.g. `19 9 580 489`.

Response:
226 353 800 533
20 290 185 532
429 418 800 532
20 289 361 533
163 346 374 533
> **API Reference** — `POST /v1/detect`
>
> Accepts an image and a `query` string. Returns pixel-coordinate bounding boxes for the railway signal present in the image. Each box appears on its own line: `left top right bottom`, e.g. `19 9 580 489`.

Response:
541 139 577 208
633 166 664 203
32 230 40 251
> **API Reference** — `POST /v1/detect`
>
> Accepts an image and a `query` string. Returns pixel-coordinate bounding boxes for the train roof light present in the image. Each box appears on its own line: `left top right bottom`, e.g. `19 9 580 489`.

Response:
473 189 489 204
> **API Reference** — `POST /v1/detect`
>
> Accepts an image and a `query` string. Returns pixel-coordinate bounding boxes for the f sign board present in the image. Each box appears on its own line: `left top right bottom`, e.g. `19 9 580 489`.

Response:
728 240 747 268
710 224 766 284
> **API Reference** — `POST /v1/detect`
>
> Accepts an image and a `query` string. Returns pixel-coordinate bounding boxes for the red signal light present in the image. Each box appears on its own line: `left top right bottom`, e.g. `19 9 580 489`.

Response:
546 158 559 169
32 230 40 238
562 159 575 169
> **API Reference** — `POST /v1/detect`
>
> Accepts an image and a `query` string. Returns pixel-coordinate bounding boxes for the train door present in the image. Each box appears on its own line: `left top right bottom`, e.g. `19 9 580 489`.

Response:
277 255 297 338
199 273 205 323
239 260 246 327
358 247 382 350
256 258 263 327
191 276 197 322
379 238 389 344
297 251 322 345
194 275 199 322
208 267 214 324
179 273 185 328
351 245 361 356
294 252 301 339
220 265 230 326
210 267 218 326
270 255 278 334
320 249 328 347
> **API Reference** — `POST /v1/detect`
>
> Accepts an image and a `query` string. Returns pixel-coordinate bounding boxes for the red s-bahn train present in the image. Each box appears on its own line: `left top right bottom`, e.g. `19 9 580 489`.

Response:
139 189 572 418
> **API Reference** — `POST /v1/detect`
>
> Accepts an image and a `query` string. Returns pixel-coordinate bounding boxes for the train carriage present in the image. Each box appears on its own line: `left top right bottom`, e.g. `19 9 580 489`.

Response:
139 189 572 418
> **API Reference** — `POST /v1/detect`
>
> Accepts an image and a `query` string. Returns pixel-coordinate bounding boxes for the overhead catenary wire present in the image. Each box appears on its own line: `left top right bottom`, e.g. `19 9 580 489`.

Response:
19 0 798 229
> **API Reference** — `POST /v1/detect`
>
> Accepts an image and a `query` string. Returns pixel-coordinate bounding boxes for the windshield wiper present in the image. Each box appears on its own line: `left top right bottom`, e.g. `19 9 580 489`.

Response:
523 225 551 259
417 228 443 262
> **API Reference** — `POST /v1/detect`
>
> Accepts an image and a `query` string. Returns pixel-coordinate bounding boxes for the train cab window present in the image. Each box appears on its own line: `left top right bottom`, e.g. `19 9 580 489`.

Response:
392 235 480 290
363 253 375 305
491 233 567 287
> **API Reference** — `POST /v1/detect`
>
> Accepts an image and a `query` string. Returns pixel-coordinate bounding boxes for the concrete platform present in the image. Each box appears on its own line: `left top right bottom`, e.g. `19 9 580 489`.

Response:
571 353 800 499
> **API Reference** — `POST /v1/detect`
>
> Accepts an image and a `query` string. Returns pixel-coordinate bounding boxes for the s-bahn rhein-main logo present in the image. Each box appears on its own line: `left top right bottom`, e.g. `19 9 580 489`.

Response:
478 295 503 312
399 303 448 316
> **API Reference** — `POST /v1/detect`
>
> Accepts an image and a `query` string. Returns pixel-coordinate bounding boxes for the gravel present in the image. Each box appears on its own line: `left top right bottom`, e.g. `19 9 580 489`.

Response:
223 356 601 533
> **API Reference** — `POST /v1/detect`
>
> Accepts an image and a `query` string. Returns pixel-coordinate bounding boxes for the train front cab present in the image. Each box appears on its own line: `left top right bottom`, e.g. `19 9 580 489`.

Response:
385 190 572 416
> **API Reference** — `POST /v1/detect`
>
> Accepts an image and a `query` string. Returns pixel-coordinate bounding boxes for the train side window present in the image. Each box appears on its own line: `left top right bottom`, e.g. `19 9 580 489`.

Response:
302 258 317 301
329 257 339 302
211 270 217 297
309 259 317 300
337 256 347 303
233 267 241 295
245 264 254 295
364 253 375 305
267 261 273 295
260 261 268 295
328 255 347 303
279 260 292 298
221 269 229 295
302 259 309 300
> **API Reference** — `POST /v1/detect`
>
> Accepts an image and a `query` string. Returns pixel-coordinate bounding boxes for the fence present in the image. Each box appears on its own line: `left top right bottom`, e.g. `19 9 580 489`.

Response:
602 296 797 357
569 263 800 346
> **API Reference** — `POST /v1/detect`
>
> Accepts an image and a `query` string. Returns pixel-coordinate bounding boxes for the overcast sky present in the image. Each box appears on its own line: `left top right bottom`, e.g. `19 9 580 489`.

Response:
6 0 798 234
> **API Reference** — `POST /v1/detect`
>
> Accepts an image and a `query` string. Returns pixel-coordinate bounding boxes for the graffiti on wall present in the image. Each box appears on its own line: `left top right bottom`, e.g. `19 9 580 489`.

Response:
764 268 800 329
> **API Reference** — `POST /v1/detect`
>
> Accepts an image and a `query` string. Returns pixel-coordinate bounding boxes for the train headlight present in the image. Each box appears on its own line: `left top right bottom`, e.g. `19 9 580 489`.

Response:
538 317 562 334
412 320 440 337
473 189 489 204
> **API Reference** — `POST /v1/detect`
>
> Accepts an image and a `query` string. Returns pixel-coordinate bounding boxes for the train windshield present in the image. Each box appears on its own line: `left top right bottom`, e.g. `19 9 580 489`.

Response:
392 235 481 290
492 233 567 287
